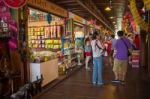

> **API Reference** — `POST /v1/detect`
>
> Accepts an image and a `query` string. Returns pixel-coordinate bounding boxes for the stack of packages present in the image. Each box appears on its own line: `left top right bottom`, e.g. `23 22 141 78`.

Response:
132 50 140 68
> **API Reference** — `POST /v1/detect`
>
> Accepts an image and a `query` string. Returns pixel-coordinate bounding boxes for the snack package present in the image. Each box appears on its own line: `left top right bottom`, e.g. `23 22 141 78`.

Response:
50 26 54 38
38 32 40 35
32 40 35 43
57 26 61 38
58 40 61 44
53 25 57 38
45 27 49 38
64 42 68 49
41 32 44 35
40 27 44 31
49 40 53 44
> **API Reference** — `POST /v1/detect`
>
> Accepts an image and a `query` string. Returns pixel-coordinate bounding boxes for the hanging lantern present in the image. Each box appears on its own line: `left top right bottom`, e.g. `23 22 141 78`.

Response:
2 0 27 9
47 13 52 24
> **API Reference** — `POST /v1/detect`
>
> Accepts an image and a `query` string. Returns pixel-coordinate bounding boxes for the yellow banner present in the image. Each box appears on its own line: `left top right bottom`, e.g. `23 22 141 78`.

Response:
143 0 150 10
130 0 149 32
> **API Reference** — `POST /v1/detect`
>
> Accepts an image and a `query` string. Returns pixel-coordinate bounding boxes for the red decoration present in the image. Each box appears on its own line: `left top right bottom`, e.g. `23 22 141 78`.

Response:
2 0 27 9
8 38 17 50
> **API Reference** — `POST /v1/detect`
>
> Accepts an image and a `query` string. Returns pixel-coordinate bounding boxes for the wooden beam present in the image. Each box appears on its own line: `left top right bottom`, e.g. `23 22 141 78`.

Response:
68 8 83 10
148 11 150 77
95 2 125 6
65 3 79 6
57 0 75 4
76 0 114 32
71 9 84 12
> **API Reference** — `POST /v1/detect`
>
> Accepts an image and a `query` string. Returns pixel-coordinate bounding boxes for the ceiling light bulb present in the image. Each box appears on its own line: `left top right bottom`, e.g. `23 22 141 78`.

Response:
110 16 114 19
105 7 111 11
113 21 116 24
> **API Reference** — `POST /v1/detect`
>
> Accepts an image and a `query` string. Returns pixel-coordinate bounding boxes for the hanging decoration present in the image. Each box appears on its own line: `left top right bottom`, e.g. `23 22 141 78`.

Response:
47 13 52 24
8 37 17 50
2 0 27 9
10 9 17 21
130 0 149 32
0 0 18 50
0 0 18 34
122 11 137 34
143 0 150 10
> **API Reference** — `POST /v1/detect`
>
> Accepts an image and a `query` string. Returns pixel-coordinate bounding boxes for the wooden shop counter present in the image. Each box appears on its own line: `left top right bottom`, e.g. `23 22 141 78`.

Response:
30 58 58 86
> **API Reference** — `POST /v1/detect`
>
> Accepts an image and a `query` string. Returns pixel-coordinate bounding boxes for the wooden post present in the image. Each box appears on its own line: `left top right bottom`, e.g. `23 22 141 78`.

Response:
140 30 147 67
148 11 150 77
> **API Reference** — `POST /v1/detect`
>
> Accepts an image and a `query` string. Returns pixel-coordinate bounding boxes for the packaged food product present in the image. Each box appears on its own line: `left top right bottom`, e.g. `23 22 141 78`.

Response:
50 26 54 38
57 26 61 38
42 44 45 48
32 40 35 43
53 26 57 38
40 27 44 31
58 40 61 44
39 32 41 35
45 27 49 38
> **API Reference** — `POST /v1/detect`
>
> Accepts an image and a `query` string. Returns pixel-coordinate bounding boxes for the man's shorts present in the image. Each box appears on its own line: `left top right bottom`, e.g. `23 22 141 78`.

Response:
113 59 128 74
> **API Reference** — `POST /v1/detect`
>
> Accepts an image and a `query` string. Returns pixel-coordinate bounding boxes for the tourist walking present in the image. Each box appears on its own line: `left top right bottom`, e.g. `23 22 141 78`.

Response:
112 31 131 84
85 38 92 70
110 35 117 66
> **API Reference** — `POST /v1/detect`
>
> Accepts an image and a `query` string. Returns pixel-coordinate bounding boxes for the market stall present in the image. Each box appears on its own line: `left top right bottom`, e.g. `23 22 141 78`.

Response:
68 12 87 66
27 0 67 86
74 23 85 65
0 0 24 97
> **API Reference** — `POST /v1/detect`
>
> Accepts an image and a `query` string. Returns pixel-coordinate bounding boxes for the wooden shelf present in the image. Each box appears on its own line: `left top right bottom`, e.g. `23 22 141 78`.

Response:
68 62 77 68
63 56 77 62
71 63 77 67
45 38 61 39
64 47 74 50
31 48 61 52
28 38 61 40
71 56 77 61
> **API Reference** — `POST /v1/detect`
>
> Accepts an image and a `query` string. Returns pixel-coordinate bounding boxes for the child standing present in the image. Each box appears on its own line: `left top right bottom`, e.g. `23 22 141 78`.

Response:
85 38 92 70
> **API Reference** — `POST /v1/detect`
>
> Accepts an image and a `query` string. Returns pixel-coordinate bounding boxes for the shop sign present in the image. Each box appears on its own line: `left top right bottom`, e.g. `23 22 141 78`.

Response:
2 0 27 9
27 0 67 17
69 12 87 24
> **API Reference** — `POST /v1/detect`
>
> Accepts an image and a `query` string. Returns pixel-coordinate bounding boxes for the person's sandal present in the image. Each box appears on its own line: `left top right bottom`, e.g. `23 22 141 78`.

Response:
111 80 121 83
121 81 125 85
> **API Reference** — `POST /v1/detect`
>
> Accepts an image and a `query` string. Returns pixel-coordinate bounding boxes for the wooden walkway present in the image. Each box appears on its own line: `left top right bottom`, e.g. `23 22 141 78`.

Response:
37 63 150 99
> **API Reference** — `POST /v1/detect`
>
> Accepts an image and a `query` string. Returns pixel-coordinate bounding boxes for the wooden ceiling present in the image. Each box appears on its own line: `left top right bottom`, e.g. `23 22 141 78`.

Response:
93 0 127 30
50 0 92 19
50 0 127 31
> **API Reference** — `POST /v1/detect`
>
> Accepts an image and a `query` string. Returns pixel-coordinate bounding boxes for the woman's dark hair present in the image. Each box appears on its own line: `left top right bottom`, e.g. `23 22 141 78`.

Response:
117 31 124 37
92 31 99 40
111 34 115 39
85 37 90 43
89 33 92 36
135 34 139 38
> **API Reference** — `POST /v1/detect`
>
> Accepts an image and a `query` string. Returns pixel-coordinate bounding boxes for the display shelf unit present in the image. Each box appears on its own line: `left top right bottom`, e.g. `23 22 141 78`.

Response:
28 25 62 51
